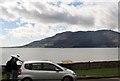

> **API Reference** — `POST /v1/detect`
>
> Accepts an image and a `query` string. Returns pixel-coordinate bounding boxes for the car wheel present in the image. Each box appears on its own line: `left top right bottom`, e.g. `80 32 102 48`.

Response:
22 78 32 81
62 76 73 81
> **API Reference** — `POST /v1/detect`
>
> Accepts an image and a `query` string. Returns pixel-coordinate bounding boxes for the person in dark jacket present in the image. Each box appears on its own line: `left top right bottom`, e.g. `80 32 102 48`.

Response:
11 57 19 81
10 55 21 81
6 55 23 81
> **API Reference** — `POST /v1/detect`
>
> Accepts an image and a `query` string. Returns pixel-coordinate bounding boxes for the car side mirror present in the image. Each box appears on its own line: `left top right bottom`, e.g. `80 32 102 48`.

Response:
55 68 61 72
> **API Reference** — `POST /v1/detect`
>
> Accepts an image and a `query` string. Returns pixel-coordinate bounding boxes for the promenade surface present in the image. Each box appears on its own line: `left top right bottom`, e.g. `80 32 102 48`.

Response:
77 75 120 79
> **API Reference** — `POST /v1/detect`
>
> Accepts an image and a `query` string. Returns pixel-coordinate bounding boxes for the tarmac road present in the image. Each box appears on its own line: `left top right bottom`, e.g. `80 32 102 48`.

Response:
28 78 120 81
1 78 120 81
77 78 120 81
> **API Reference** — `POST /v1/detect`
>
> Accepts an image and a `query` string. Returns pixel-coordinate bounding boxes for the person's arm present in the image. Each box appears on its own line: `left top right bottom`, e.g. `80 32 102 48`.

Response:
17 58 23 62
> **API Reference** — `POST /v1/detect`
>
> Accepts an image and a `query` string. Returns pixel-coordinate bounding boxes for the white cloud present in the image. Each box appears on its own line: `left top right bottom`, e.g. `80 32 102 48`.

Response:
9 24 38 39
84 0 119 2
0 34 5 47
1 23 61 46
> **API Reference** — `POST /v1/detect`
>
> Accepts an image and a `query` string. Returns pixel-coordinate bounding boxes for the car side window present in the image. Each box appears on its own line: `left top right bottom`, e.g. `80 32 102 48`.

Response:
25 63 32 70
32 63 43 70
43 63 62 71
43 63 56 71
25 63 43 70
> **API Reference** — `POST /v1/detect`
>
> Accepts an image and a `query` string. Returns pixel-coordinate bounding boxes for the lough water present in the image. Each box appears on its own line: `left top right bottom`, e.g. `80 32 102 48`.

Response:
0 48 119 65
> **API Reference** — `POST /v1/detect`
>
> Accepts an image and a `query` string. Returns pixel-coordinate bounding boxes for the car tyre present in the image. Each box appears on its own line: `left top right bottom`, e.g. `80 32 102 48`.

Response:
22 78 32 81
62 76 73 81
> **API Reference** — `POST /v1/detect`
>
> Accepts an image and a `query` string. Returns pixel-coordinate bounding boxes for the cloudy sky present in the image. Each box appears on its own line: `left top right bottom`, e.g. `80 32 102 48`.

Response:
0 0 119 47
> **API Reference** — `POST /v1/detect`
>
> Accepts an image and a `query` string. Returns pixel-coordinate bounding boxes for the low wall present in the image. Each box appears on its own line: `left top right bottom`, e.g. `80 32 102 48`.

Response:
59 61 120 70
2 61 120 71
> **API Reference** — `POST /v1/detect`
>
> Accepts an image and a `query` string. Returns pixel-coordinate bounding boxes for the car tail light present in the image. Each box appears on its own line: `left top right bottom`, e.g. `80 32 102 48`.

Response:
18 68 21 75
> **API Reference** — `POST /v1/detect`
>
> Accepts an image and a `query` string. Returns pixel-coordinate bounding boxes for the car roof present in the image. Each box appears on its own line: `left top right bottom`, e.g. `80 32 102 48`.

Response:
23 60 54 64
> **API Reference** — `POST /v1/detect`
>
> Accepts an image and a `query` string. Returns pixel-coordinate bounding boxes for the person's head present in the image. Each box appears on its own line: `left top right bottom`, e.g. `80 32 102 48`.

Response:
11 55 20 61
15 57 19 61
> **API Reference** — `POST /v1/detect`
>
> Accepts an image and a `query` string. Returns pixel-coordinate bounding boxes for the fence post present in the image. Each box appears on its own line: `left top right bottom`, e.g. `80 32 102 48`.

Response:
88 61 91 70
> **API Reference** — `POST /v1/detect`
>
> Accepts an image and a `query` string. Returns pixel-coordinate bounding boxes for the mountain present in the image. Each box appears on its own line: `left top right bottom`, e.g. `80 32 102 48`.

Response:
21 30 120 48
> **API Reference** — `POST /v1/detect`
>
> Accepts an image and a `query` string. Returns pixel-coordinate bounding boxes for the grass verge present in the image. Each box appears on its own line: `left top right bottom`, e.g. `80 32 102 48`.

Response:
74 67 120 76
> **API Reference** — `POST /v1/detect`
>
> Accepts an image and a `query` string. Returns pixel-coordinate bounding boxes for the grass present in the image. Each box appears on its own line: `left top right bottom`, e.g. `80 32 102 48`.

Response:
74 67 120 76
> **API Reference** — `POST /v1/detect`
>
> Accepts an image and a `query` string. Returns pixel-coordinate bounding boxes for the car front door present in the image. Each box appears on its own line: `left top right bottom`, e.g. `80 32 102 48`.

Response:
42 63 65 81
26 63 46 80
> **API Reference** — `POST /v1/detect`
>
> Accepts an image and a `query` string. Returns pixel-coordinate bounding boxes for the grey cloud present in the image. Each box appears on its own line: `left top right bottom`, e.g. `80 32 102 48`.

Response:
0 0 10 3
118 2 120 31
1 1 92 27
32 2 47 11
0 7 16 19
12 7 35 20
11 4 95 27
100 4 118 29
32 10 95 26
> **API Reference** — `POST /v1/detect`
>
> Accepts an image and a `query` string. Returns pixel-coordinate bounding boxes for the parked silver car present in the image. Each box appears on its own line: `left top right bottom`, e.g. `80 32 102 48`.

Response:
18 61 77 81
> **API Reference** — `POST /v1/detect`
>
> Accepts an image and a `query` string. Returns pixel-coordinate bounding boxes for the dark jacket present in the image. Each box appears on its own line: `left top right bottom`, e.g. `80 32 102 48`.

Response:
11 60 19 70
5 60 12 72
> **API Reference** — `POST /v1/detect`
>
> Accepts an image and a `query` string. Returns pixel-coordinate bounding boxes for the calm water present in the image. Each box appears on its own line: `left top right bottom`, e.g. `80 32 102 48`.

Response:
0 48 119 65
